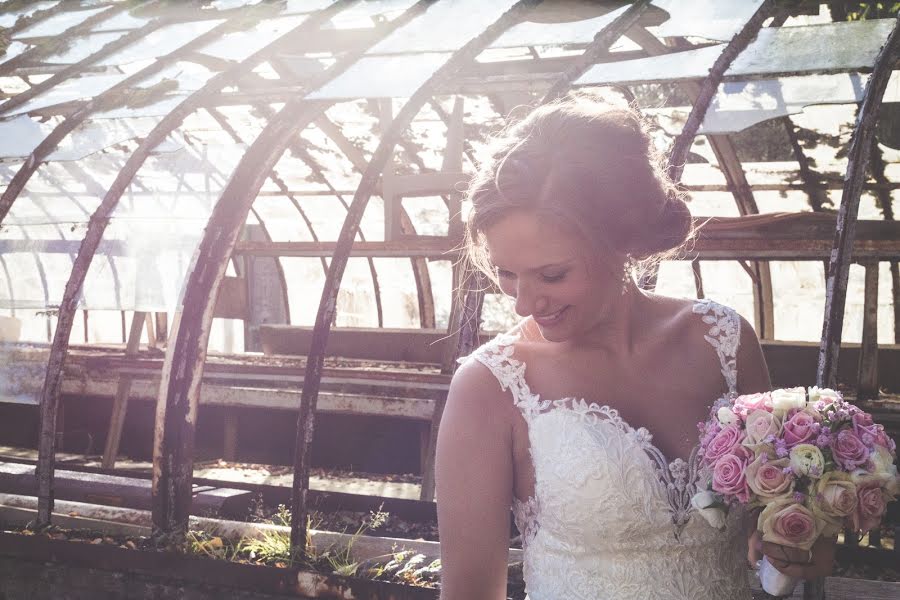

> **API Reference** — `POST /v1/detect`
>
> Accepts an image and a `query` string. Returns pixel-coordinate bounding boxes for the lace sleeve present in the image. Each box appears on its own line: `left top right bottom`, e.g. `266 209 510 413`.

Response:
692 299 741 395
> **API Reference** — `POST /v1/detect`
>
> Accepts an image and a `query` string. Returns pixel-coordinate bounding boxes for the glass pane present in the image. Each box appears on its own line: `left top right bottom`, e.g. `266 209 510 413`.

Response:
308 53 452 99
13 6 106 39
369 0 518 54
97 19 224 67
198 15 307 62
653 0 765 42
492 5 628 48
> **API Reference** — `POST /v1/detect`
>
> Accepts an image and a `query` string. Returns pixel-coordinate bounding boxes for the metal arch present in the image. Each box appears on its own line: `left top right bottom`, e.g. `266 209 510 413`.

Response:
818 15 900 389
0 3 265 226
292 0 542 548
0 2 128 78
29 2 353 528
205 106 300 326
626 24 775 338
151 0 437 540
244 101 385 327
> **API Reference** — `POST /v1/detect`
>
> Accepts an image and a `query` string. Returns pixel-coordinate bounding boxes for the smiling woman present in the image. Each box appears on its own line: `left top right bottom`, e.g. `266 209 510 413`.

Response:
434 93 797 600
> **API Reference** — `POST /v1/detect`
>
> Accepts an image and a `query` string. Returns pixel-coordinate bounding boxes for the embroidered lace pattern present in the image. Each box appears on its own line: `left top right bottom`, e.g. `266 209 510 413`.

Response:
468 300 750 600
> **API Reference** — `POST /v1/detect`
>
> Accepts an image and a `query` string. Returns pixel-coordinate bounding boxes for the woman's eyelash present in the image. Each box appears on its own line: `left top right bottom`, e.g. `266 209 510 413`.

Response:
496 269 515 279
541 272 567 283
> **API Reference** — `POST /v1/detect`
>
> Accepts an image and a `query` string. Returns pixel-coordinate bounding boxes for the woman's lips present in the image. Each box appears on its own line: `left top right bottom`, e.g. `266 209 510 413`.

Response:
533 306 569 327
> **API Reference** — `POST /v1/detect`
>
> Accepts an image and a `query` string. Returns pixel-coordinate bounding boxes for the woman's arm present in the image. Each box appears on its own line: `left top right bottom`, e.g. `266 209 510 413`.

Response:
436 359 515 600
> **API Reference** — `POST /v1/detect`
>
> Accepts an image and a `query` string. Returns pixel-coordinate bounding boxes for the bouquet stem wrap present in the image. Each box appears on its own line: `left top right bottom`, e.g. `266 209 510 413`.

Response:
758 555 800 597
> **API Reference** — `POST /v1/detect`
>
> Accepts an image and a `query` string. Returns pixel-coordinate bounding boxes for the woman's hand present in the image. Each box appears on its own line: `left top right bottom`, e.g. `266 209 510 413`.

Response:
748 529 837 579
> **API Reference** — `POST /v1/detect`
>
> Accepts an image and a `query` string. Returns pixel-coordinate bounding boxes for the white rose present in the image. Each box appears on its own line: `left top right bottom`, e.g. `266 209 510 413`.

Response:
691 490 727 530
717 406 739 426
869 447 900 497
770 387 806 415
789 444 825 478
807 386 841 405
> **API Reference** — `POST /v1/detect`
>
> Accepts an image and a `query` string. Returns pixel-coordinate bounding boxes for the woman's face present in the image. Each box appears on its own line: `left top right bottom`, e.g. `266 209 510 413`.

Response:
483 210 622 342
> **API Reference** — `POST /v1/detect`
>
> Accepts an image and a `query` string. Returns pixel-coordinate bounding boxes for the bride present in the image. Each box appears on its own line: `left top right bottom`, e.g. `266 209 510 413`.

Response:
435 94 835 599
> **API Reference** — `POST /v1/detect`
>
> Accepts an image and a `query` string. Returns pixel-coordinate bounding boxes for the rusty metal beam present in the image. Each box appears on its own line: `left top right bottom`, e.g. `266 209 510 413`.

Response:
294 0 541 548
153 0 437 542
818 16 900 390
29 2 352 530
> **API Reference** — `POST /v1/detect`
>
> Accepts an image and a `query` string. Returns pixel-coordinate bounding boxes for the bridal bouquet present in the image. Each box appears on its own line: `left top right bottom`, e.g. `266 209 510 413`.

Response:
691 387 899 596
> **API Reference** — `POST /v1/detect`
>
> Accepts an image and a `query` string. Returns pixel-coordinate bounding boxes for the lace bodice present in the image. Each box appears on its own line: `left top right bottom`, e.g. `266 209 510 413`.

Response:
468 299 751 600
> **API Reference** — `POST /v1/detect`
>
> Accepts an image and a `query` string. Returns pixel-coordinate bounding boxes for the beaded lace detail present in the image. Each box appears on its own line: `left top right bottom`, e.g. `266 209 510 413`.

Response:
468 300 750 600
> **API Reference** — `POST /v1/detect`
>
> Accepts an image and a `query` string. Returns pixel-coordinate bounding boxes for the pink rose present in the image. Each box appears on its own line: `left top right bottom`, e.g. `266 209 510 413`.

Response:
712 449 751 503
832 430 870 471
736 392 771 412
745 455 792 502
852 412 879 440
703 424 745 467
782 410 819 448
850 483 887 534
852 412 895 451
743 409 782 450
759 499 822 550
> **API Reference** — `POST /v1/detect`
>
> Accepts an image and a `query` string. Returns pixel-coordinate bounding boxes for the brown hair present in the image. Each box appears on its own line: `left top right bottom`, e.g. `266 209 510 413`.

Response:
463 92 692 285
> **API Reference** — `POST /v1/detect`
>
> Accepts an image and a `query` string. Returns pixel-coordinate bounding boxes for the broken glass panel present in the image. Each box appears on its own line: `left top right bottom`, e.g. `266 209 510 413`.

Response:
1 72 127 117
198 15 307 62
91 10 150 32
308 53 452 99
44 32 125 64
0 41 32 67
13 6 107 39
491 5 628 48
652 0 765 42
576 19 896 86
0 1 58 29
97 18 225 67
368 0 518 54
696 73 899 134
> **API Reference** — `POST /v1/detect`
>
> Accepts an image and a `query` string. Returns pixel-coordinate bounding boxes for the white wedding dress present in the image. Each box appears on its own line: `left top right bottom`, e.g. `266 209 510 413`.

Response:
469 299 752 600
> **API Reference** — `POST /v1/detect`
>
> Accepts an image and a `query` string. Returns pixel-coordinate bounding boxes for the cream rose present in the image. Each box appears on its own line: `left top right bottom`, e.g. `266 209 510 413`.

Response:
759 498 822 551
770 387 807 415
789 444 825 479
807 386 841 405
811 472 858 537
691 490 727 530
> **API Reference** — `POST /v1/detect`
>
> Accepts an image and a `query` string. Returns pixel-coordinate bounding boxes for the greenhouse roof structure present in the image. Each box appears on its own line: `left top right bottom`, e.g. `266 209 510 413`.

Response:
0 0 898 552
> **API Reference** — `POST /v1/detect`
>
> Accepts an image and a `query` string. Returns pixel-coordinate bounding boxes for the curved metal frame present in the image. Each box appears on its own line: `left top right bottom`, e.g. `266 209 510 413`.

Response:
150 0 438 539
291 0 541 548
817 15 900 389
29 2 352 528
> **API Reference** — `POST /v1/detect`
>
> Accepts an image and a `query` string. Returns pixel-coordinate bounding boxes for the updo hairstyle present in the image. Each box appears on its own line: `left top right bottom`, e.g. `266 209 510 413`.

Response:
464 92 692 283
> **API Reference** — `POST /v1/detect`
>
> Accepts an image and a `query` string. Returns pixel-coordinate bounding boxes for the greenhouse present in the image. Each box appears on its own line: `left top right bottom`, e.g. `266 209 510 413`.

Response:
0 0 898 598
